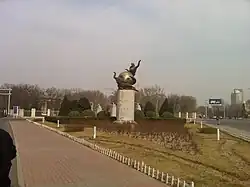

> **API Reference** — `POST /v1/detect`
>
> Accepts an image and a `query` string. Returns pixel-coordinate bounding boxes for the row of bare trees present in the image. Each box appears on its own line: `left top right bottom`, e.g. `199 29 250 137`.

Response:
196 103 250 118
0 84 197 112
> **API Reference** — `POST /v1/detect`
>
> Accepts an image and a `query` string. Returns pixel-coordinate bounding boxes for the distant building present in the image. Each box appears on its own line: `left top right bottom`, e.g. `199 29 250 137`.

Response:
231 89 244 105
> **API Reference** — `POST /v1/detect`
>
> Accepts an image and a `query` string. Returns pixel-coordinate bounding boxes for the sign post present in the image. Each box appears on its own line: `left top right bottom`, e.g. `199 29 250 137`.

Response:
209 98 224 123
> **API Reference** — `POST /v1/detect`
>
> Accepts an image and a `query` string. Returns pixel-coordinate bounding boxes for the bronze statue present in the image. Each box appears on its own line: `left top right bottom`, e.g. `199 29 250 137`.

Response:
113 60 141 91
125 60 141 76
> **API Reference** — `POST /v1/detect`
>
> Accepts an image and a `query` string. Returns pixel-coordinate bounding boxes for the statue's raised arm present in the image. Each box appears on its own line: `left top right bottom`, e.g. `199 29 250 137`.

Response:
136 60 141 68
128 60 141 76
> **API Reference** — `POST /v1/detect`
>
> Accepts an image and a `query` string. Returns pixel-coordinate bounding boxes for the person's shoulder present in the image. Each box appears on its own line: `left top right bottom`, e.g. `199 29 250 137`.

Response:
0 129 14 144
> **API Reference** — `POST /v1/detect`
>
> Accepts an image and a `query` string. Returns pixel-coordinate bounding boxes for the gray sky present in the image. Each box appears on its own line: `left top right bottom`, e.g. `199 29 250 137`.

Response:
0 0 250 104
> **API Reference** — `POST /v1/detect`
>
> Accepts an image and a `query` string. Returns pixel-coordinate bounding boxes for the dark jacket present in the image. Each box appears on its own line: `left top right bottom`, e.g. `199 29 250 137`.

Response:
0 129 17 187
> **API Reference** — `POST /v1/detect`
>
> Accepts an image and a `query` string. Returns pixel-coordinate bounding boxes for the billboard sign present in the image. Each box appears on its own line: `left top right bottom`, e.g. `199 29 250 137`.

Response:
209 99 222 105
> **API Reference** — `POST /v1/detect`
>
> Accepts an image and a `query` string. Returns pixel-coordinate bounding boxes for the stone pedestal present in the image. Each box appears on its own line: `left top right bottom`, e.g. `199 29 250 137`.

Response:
115 89 136 123
110 103 116 117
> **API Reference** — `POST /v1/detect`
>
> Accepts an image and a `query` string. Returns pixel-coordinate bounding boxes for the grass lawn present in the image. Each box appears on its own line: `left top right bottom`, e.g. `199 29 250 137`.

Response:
44 121 250 187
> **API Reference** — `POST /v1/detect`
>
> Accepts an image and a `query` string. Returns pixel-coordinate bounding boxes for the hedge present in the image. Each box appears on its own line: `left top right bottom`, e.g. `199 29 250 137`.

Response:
44 116 187 134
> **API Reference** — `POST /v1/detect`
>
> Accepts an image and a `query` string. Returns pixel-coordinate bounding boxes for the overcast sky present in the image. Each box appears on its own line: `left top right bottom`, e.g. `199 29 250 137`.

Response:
0 0 250 104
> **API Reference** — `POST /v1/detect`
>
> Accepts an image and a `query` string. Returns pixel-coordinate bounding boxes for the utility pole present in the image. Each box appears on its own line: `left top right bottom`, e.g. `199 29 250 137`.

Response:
205 100 208 118
8 89 11 115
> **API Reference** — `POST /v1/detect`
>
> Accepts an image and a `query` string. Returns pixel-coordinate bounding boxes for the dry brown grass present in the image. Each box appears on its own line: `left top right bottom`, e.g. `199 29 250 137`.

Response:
44 121 250 187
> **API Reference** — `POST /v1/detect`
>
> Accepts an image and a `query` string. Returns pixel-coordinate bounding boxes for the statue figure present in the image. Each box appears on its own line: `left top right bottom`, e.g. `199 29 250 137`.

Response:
113 60 141 91
125 60 141 76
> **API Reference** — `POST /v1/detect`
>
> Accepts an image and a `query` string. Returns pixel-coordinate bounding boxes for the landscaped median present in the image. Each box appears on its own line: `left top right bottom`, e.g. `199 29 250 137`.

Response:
30 119 250 187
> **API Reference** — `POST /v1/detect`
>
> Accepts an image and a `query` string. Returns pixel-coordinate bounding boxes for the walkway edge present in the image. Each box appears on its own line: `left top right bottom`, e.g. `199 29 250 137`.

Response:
25 119 194 187
9 121 25 187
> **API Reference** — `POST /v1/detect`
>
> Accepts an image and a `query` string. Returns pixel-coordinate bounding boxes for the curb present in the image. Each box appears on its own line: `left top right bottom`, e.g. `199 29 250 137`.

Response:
8 121 25 187
26 119 195 187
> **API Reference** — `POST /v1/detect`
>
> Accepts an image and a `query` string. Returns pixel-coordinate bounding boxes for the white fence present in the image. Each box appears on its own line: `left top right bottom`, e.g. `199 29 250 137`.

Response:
10 108 59 118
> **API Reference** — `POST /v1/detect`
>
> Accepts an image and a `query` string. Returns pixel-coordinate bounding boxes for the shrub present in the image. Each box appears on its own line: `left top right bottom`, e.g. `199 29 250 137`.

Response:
63 124 84 132
161 111 176 119
159 98 169 116
69 100 79 111
198 127 217 134
59 95 71 116
68 111 80 117
78 97 91 111
144 101 155 115
81 109 95 118
145 111 156 118
97 110 108 120
135 110 145 119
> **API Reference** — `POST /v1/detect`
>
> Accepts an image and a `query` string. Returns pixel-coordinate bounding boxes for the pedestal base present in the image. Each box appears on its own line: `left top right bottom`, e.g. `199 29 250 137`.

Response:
116 89 135 121
113 120 137 132
113 120 137 125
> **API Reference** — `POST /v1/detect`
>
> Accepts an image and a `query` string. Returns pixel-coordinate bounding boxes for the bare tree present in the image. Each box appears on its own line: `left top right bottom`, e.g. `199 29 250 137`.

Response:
179 95 197 112
137 85 166 111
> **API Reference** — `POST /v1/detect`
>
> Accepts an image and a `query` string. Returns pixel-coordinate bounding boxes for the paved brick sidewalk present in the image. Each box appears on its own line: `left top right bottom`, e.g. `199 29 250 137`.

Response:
10 120 167 187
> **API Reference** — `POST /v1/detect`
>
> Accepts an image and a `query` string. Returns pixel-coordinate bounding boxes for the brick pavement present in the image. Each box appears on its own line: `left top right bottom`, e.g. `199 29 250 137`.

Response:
10 120 167 187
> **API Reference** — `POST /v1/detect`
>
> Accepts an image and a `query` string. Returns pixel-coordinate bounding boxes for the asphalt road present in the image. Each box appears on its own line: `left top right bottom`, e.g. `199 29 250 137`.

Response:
0 118 19 187
203 119 250 132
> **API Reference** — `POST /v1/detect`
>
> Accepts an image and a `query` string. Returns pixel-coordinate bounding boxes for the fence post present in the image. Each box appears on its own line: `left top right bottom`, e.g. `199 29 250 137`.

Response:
152 168 155 178
183 180 186 187
144 165 147 174
161 172 164 182
171 176 174 185
177 178 180 187
93 126 96 139
191 181 195 187
165 173 169 184
148 166 151 176
156 170 159 180
217 128 220 141
141 161 144 172
137 161 140 171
